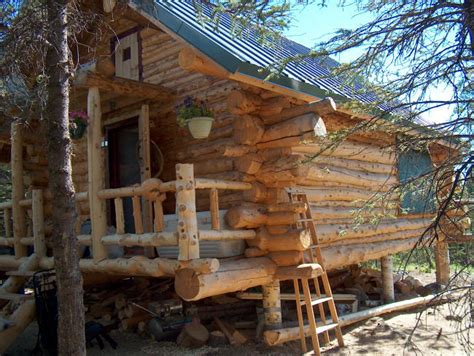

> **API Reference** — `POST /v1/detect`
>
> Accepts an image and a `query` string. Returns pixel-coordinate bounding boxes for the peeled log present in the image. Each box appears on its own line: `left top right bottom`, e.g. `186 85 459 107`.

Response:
178 47 229 79
261 113 326 143
243 182 267 203
321 236 431 270
295 163 397 188
263 294 439 346
225 205 297 228
292 141 396 165
175 257 276 301
235 154 263 174
245 249 303 266
261 97 337 125
316 218 431 244
298 186 393 203
227 90 262 115
247 227 310 252
233 115 265 145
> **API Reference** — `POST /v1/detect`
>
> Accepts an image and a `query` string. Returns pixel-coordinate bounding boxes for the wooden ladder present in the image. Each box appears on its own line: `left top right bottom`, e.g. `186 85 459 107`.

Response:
288 189 344 355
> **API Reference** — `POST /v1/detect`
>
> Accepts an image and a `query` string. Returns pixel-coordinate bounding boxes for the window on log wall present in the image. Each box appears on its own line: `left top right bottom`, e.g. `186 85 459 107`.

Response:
397 148 436 214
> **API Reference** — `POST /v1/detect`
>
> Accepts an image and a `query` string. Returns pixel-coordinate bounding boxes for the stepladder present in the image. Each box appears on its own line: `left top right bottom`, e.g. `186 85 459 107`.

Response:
287 188 345 355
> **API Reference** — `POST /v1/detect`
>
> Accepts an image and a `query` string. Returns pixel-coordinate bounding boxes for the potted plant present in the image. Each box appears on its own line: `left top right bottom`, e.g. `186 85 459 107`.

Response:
69 111 88 140
176 96 214 139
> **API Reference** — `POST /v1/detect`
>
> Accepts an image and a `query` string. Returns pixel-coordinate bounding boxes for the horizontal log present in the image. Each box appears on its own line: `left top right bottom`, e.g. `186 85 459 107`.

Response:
247 227 310 252
275 264 323 280
38 256 179 277
322 227 428 246
101 232 177 247
261 113 326 143
233 115 265 145
261 97 337 125
316 218 431 244
0 238 14 246
177 138 255 160
175 257 277 301
195 179 252 191
321 235 431 270
267 202 307 213
74 71 175 101
225 205 297 229
178 47 229 78
227 90 263 115
292 141 396 165
199 229 256 240
263 294 441 346
291 186 394 203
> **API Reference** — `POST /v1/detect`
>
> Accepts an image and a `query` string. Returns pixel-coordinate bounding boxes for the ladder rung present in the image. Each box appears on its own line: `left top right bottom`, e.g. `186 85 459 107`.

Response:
0 292 34 301
297 218 314 222
300 296 333 306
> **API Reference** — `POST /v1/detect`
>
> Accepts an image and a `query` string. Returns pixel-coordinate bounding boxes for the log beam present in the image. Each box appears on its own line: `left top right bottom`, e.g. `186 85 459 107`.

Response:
261 97 337 125
178 47 230 79
74 71 175 101
263 294 444 346
174 257 277 301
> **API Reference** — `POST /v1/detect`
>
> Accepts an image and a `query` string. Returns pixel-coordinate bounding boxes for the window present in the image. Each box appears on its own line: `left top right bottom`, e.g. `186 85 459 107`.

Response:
397 149 436 214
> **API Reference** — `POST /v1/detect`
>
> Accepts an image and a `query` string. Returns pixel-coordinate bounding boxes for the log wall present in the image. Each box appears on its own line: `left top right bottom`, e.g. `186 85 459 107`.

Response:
16 20 434 270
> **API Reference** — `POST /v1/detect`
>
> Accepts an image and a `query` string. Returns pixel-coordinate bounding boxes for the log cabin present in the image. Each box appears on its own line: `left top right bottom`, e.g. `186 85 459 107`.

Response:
0 0 464 350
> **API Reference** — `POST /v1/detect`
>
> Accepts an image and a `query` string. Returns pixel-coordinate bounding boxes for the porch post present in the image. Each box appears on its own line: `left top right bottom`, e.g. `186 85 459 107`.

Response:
11 122 27 257
32 189 46 257
435 233 450 285
138 103 154 257
87 87 108 261
381 255 395 303
176 164 199 260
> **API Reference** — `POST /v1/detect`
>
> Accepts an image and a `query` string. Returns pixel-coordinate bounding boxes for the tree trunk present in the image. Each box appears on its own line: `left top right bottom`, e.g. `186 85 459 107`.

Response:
45 0 85 354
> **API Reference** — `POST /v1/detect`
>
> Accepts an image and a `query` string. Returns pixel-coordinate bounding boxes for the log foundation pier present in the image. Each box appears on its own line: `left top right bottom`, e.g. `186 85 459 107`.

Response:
380 255 395 303
262 280 282 329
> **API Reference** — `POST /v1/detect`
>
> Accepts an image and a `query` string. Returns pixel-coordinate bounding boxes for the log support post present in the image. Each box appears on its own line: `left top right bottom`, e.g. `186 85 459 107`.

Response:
176 164 199 261
262 280 282 329
4 208 11 238
139 104 154 257
380 255 395 303
32 189 46 257
11 122 27 258
87 87 108 261
435 234 450 285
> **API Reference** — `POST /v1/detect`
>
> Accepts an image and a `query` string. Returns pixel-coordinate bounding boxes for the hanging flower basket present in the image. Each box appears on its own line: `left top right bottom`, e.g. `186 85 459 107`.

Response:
187 116 214 139
176 96 214 139
69 111 88 140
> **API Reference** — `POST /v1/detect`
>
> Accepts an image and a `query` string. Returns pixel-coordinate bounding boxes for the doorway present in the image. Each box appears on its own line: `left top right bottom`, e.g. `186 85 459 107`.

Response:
106 118 140 233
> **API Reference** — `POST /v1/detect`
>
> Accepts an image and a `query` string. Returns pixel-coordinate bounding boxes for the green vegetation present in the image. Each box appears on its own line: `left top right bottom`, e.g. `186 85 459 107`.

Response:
363 245 473 275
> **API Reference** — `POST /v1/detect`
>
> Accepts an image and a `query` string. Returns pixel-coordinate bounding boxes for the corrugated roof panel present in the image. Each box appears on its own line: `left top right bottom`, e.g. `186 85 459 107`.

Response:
153 0 414 118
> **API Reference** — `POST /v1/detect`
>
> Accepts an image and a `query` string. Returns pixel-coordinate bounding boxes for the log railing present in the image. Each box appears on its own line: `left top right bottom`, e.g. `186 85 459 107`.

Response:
0 192 90 250
95 164 255 261
0 163 256 277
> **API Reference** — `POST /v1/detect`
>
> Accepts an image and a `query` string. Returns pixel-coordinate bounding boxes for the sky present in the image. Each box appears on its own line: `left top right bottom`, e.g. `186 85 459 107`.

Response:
284 2 453 124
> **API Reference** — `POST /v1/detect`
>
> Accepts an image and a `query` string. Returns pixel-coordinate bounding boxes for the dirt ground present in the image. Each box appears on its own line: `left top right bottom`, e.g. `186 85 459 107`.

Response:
6 272 472 355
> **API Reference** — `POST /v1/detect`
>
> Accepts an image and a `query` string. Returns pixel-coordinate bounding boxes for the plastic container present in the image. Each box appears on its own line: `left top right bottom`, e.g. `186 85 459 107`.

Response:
156 210 246 258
